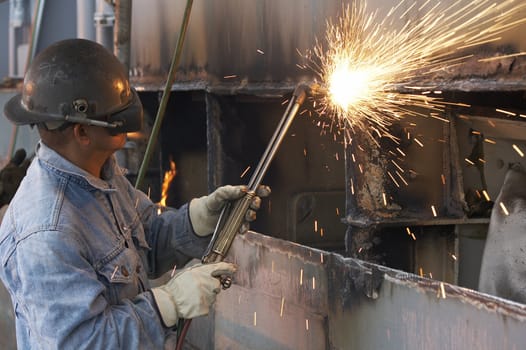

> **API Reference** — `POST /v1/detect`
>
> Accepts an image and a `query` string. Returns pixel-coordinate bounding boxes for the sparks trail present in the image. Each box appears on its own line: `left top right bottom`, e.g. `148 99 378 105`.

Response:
304 0 526 143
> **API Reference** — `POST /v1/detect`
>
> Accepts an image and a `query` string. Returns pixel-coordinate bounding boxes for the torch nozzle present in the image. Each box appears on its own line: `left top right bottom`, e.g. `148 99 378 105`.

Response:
293 81 327 104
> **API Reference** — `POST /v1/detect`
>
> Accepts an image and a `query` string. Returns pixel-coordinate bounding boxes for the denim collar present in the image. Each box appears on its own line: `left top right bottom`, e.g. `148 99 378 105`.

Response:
35 141 124 192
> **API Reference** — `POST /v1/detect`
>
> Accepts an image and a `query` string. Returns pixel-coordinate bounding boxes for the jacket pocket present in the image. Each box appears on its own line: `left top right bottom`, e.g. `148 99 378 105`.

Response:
96 244 140 304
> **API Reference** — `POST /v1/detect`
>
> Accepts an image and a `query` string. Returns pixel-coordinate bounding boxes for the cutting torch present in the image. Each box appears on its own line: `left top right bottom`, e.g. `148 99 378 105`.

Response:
201 82 325 286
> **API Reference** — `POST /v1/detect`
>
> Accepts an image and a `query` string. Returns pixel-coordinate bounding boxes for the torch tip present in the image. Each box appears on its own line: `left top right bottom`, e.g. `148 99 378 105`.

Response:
295 81 328 99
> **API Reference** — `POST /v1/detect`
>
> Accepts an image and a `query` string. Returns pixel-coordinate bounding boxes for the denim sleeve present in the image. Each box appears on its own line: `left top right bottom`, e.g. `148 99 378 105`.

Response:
13 230 167 349
133 188 211 278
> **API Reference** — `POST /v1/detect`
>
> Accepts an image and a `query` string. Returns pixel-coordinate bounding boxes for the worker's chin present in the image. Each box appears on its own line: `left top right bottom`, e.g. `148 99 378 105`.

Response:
112 133 128 149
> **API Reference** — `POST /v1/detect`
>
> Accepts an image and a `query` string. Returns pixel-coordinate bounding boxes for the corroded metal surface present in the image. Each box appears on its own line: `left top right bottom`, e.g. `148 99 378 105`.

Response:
185 230 526 349
130 0 526 91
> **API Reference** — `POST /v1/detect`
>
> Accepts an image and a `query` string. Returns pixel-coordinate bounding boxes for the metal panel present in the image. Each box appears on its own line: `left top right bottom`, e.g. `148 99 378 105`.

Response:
130 0 526 91
185 231 526 349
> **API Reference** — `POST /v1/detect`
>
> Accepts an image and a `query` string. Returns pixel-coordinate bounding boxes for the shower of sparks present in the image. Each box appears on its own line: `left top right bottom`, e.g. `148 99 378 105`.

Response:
431 205 437 217
300 269 304 285
111 265 119 280
391 160 404 173
170 264 177 278
439 282 447 299
496 108 517 117
482 190 490 201
479 52 526 62
305 0 526 142
280 297 285 317
512 144 525 157
499 202 510 216
240 166 251 178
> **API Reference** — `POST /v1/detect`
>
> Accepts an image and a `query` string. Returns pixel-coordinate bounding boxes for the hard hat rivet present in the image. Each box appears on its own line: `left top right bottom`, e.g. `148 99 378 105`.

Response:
73 99 89 114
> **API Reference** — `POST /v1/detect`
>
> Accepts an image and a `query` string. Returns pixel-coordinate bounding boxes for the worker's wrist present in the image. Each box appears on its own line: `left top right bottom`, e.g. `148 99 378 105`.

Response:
150 288 179 328
189 197 217 236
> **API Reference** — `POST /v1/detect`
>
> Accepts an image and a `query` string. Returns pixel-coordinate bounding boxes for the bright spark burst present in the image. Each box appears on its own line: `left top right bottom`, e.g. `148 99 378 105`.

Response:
306 0 526 141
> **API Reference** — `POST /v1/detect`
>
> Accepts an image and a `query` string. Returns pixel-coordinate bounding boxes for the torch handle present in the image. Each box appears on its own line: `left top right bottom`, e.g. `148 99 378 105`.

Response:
202 192 255 264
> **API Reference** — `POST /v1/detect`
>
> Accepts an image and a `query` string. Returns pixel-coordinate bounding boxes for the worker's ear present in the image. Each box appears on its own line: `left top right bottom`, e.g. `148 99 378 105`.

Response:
72 124 91 146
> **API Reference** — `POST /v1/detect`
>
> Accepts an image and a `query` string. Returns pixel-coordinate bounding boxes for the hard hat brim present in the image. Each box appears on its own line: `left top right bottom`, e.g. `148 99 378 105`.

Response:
4 89 144 134
4 93 66 126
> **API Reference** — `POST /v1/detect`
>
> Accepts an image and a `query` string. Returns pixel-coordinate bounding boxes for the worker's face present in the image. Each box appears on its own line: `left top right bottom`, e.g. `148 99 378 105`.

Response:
83 125 127 155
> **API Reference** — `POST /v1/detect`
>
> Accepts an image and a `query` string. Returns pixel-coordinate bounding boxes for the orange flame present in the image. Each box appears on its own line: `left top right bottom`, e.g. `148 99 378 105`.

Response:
159 159 176 207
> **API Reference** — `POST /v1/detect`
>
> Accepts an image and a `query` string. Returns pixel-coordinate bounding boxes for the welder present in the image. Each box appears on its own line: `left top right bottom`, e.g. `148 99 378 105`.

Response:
0 38 270 349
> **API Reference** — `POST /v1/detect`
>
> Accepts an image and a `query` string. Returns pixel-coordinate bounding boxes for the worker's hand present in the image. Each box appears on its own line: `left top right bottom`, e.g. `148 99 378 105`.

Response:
150 262 236 327
189 185 271 236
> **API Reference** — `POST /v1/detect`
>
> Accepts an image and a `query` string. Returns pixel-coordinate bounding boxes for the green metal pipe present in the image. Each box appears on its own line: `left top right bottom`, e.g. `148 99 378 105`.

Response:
134 0 194 190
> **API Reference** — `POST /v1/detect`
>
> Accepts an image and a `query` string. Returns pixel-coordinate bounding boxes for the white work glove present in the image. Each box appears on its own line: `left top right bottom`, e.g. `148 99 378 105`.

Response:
151 262 236 327
189 184 271 236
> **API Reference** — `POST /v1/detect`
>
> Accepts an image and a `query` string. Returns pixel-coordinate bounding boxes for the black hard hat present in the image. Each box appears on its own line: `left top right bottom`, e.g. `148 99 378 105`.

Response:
4 38 143 135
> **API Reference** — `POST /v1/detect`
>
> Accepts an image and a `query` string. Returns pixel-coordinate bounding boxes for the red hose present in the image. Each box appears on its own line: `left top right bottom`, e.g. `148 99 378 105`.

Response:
175 319 192 350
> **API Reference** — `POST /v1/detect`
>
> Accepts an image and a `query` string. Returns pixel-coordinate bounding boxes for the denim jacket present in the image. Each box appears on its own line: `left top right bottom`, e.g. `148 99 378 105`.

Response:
0 142 210 349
